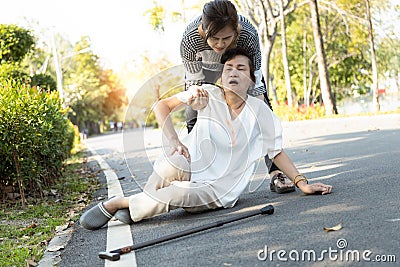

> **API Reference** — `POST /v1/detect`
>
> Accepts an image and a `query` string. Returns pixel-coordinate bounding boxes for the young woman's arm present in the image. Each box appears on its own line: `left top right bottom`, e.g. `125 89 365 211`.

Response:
180 18 206 88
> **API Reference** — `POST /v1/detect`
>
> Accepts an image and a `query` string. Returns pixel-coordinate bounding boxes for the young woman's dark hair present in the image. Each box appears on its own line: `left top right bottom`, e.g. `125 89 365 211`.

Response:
202 0 239 41
221 48 256 83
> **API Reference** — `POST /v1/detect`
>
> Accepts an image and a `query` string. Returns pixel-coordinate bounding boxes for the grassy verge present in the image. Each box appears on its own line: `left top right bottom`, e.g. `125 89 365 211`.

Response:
0 144 99 267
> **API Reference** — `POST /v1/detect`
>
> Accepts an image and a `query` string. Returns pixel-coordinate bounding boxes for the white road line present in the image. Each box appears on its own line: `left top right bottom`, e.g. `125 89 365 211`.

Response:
88 148 137 267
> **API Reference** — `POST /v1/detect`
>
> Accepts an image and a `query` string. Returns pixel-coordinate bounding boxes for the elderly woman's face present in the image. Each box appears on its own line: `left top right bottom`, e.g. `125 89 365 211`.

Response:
221 55 253 93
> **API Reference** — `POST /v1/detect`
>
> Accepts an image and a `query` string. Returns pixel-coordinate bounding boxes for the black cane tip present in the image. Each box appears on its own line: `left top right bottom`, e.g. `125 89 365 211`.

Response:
260 205 274 215
98 252 121 261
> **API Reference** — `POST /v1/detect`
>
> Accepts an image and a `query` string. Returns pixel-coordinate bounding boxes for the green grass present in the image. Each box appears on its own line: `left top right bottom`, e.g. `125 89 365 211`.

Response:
0 145 99 267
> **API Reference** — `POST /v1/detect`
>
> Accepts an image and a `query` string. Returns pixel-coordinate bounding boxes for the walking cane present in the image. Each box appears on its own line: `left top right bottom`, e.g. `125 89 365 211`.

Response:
99 204 274 261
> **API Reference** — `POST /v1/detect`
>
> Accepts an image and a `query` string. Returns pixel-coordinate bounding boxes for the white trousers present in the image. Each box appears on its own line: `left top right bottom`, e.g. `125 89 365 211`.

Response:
128 153 224 222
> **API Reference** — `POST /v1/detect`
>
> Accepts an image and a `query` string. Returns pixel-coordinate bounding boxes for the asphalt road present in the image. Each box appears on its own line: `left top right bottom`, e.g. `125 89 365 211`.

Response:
48 114 399 267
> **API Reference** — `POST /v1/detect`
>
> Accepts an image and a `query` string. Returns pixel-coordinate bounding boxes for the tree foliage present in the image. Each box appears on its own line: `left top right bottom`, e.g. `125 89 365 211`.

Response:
0 24 57 91
62 37 127 133
0 62 30 85
135 0 400 115
0 25 33 85
30 73 57 91
101 69 128 120
0 24 35 64
144 1 167 32
0 23 129 205
124 52 184 127
268 0 397 108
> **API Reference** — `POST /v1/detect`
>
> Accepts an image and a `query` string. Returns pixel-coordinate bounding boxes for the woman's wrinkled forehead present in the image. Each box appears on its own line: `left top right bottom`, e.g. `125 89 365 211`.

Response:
223 55 251 68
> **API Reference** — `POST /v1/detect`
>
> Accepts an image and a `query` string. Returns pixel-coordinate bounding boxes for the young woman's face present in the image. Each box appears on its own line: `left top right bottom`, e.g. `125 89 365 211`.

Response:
206 26 236 55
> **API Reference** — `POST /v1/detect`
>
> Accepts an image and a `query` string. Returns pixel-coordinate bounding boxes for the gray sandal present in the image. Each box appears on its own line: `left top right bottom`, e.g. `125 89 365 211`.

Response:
114 209 134 225
80 202 113 230
270 173 295 194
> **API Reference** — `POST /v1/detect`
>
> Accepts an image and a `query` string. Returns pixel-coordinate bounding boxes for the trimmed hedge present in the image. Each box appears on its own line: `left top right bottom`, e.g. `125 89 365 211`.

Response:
0 81 75 204
272 102 326 121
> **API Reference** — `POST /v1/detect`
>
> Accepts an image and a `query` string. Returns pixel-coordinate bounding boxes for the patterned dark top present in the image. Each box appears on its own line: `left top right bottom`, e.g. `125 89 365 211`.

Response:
180 14 265 96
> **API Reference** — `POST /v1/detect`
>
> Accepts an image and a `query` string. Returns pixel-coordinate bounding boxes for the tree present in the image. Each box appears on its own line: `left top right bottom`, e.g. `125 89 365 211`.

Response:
143 0 202 31
235 0 311 104
30 73 57 91
141 0 396 115
377 36 400 92
375 1 400 92
0 62 29 84
0 24 35 64
316 0 391 105
309 0 338 115
0 24 62 91
144 1 167 32
124 52 184 127
365 0 380 112
279 0 294 105
235 0 279 101
63 37 104 133
61 37 128 134
100 69 128 121
0 24 35 84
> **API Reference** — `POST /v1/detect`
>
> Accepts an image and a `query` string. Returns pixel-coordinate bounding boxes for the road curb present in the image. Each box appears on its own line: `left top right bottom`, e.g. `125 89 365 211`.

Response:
37 228 74 267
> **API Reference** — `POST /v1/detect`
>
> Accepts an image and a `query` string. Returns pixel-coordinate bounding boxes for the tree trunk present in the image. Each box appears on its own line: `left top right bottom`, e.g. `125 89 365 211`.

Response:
279 0 294 106
365 0 380 112
303 31 309 106
309 0 338 115
263 33 277 103
308 54 317 104
236 0 278 100
13 149 26 208
236 0 302 105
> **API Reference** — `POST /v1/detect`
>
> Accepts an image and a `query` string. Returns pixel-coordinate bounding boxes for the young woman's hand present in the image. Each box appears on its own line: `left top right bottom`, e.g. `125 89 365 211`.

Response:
187 86 209 110
297 181 333 195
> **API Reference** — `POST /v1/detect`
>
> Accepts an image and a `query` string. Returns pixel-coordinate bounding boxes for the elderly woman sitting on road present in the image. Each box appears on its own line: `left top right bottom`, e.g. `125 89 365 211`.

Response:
80 48 332 230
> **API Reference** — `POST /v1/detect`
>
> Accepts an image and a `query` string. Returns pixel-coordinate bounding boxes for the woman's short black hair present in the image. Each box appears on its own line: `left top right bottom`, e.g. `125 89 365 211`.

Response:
202 0 239 41
221 48 255 83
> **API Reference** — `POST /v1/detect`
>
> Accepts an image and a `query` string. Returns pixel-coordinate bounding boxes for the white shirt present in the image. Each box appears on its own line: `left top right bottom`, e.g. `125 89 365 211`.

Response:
176 84 282 207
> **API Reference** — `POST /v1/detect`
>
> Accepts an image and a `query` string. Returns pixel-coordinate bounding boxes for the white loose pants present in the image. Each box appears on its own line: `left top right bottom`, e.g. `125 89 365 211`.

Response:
128 154 224 222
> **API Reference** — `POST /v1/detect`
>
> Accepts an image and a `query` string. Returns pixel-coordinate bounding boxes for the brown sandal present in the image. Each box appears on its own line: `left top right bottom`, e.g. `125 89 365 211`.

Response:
270 173 295 194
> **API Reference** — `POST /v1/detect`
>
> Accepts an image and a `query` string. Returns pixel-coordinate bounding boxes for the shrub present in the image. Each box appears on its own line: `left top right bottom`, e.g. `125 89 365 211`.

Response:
0 81 75 206
30 73 57 92
272 102 326 121
0 63 30 85
0 24 35 64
